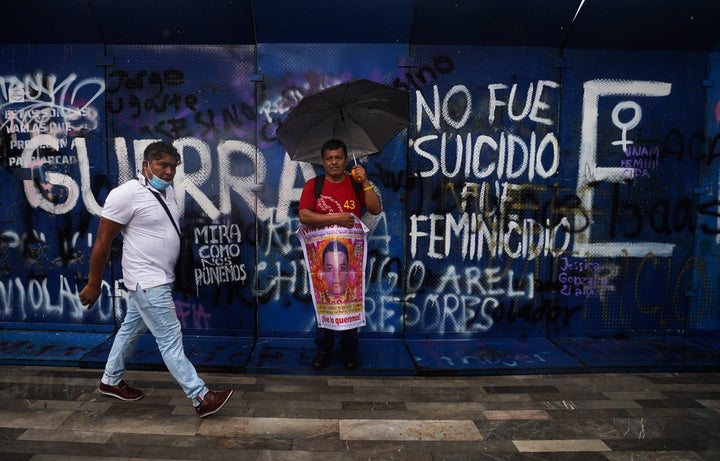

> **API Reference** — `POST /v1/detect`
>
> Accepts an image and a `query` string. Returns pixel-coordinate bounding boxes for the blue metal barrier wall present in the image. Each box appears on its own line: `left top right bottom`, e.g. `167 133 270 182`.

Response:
103 45 257 339
1 42 719 374
0 44 111 330
693 50 720 338
256 43 408 338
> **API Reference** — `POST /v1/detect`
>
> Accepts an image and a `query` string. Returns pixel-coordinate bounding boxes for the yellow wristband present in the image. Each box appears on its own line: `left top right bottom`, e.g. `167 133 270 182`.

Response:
363 186 373 191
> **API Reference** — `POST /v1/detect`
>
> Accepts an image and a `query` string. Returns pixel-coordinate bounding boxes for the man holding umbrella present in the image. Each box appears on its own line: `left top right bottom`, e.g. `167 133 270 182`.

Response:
298 138 382 370
279 79 407 370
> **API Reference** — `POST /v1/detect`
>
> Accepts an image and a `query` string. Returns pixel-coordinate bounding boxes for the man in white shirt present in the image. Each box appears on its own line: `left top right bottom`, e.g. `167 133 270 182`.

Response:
79 141 232 418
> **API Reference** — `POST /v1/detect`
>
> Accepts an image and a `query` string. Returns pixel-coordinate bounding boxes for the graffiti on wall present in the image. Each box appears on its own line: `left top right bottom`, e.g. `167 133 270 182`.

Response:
0 67 254 328
400 65 715 335
1 47 718 339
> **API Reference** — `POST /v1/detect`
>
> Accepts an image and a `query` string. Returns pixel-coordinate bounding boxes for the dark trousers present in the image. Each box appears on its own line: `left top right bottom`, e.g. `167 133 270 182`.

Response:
315 327 358 357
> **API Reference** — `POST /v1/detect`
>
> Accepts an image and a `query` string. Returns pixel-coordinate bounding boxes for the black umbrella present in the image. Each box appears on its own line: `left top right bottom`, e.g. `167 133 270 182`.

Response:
276 78 409 164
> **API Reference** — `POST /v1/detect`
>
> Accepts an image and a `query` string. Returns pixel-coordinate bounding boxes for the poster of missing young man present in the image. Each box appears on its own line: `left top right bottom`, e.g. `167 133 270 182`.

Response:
297 217 369 330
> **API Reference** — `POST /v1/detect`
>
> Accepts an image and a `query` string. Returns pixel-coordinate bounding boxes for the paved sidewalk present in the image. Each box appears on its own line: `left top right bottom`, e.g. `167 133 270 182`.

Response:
1 365 719 460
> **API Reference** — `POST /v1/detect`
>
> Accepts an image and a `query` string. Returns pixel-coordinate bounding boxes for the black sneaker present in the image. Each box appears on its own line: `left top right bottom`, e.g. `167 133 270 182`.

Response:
312 353 331 370
343 354 358 371
99 381 143 401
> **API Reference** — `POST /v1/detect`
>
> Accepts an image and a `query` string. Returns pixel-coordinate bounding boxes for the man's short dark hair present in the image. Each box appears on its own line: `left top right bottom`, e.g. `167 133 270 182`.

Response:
144 141 182 165
321 139 347 159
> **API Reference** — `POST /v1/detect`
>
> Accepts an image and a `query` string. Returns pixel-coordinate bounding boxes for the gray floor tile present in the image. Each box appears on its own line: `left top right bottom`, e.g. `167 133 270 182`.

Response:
0 366 717 460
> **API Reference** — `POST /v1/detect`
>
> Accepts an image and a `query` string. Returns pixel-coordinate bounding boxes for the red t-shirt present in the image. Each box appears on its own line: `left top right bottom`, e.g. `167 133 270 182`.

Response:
299 174 365 219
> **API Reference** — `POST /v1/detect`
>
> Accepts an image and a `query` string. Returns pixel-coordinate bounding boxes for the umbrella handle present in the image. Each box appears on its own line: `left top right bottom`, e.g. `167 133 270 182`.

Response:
350 164 363 183
349 152 361 182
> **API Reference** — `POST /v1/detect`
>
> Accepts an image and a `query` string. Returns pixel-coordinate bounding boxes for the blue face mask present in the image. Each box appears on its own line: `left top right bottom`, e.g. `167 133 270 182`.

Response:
147 170 173 191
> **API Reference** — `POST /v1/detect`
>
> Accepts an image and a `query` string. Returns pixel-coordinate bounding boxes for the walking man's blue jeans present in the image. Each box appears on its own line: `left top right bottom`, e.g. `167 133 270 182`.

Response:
101 283 208 406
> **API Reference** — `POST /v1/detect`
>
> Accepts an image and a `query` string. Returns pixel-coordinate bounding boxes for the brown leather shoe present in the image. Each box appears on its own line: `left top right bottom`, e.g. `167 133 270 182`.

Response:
195 389 233 417
98 381 143 401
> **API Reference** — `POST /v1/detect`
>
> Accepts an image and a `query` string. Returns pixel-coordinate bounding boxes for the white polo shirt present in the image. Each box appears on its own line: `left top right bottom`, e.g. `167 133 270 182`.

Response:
101 174 181 291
